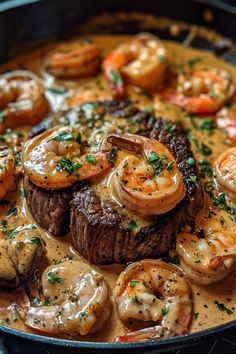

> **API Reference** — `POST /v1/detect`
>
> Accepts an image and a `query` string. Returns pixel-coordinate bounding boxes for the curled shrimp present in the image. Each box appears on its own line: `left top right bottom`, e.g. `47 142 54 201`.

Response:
102 33 167 98
0 70 49 132
107 133 186 215
176 215 236 284
114 259 192 342
163 68 235 114
0 145 16 199
45 39 101 78
0 225 45 289
22 126 113 189
16 260 109 335
215 147 236 200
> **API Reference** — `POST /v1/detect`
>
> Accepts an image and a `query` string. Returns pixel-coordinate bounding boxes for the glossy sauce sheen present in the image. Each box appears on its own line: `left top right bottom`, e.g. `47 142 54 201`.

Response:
0 35 236 341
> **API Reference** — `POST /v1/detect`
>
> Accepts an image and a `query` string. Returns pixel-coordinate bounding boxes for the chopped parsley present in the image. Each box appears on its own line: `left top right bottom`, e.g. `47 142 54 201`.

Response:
85 154 96 166
76 132 82 144
128 220 138 231
49 131 74 142
130 280 140 288
27 237 42 245
215 301 233 315
198 118 215 135
186 157 195 166
194 312 199 320
0 220 7 234
187 175 199 188
79 311 87 320
0 111 5 122
157 54 166 62
201 143 212 156
47 271 63 284
131 295 141 304
14 151 22 166
161 306 169 315
107 147 117 166
109 70 122 85
163 122 176 134
19 189 25 199
148 151 173 176
57 157 81 177
199 159 213 178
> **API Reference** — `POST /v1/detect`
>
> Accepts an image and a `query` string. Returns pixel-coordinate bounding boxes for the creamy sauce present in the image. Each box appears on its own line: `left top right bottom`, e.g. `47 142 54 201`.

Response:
0 34 236 342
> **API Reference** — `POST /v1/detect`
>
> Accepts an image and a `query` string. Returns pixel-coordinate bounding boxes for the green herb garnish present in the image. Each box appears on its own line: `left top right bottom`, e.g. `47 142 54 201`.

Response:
85 154 96 166
187 175 199 188
47 271 63 284
107 147 117 166
49 131 74 142
128 220 138 231
215 301 233 315
161 306 169 315
130 280 140 288
186 157 195 166
109 70 122 85
187 57 202 68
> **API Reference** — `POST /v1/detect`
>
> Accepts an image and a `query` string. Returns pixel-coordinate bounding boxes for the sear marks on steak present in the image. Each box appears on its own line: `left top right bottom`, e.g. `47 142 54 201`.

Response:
70 119 204 264
23 176 77 236
29 100 154 138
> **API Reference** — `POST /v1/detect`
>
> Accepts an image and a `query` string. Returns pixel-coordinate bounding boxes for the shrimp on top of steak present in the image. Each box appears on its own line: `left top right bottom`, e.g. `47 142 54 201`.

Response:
114 259 192 342
163 68 235 115
22 126 114 189
107 133 186 215
16 260 110 335
176 213 236 285
45 39 101 79
0 70 49 132
102 33 168 98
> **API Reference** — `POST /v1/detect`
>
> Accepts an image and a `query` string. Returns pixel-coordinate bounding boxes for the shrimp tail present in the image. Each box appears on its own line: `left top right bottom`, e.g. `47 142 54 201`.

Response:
115 325 174 342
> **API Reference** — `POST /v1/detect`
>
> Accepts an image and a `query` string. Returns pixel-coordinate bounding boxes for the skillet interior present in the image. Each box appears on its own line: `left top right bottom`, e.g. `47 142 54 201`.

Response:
1 0 236 352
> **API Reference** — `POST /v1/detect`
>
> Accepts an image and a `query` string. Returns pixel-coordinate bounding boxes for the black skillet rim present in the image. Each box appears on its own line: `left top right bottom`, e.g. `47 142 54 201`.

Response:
0 0 236 350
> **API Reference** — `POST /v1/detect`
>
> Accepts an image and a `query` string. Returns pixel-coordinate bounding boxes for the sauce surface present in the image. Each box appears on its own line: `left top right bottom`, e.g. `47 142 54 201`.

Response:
0 35 236 342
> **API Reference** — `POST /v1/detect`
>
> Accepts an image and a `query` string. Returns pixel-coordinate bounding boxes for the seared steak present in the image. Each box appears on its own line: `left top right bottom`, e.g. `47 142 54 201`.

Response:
70 119 204 264
25 100 153 236
23 176 76 236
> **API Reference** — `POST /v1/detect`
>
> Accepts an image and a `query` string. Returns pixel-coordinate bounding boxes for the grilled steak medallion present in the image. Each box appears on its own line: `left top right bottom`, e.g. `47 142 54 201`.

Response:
23 176 76 236
70 119 204 264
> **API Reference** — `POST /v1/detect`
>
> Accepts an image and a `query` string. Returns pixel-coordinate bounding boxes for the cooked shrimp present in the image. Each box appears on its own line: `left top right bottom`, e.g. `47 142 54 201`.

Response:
22 126 113 189
176 215 236 284
107 133 186 215
0 70 49 132
102 33 167 98
215 147 236 200
114 259 192 342
216 102 236 143
45 39 101 78
0 145 16 199
163 68 235 114
16 260 109 335
0 225 45 289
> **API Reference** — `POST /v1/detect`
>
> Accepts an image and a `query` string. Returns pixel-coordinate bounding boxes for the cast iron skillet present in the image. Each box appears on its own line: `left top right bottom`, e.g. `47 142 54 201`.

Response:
0 0 236 353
